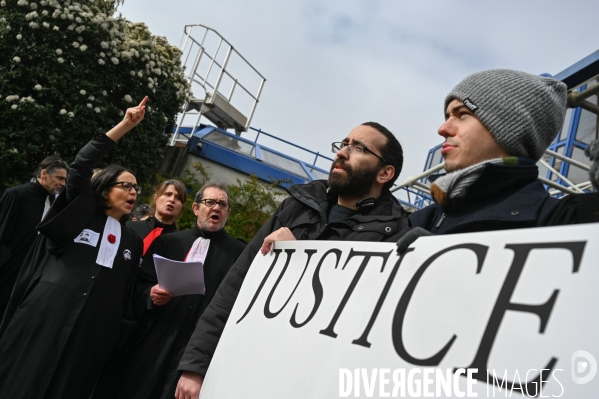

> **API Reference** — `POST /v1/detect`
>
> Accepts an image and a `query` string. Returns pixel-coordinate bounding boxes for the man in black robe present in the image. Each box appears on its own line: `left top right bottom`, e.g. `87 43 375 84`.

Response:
94 181 246 399
0 155 68 319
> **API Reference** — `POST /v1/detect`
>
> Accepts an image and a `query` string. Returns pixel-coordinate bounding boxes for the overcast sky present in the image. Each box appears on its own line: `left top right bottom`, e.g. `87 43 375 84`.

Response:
119 0 599 199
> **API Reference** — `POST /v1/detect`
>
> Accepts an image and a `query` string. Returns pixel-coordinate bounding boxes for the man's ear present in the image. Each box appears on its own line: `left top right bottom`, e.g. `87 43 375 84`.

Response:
40 169 48 180
377 165 395 186
192 202 200 216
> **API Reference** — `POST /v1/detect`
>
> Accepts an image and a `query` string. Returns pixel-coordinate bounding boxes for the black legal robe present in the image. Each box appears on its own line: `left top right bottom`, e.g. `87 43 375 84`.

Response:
97 222 246 399
0 133 143 399
0 180 51 318
127 216 178 240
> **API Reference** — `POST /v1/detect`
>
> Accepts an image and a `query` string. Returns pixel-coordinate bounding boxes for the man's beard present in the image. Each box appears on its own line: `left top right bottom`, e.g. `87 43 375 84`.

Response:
328 159 379 198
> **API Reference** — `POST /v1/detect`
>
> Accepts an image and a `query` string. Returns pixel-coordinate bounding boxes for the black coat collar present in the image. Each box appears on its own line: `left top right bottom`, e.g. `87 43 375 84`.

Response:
193 222 227 241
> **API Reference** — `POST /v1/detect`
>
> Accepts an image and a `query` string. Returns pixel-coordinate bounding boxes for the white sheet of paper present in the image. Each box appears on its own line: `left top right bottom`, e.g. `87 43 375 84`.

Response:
153 254 205 296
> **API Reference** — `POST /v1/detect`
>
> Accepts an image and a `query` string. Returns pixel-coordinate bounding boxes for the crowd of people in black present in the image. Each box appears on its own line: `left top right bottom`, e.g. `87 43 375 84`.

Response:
0 69 598 399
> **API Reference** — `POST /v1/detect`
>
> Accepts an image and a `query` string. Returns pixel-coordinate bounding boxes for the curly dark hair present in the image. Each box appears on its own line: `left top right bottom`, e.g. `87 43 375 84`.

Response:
361 121 404 190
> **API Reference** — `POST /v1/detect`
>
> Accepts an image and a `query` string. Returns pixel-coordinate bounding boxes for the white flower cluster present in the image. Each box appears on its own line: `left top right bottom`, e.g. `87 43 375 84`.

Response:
6 95 20 102
6 0 190 122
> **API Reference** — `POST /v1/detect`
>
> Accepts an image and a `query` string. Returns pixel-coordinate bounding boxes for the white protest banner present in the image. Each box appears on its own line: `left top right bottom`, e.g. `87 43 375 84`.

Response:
201 223 599 398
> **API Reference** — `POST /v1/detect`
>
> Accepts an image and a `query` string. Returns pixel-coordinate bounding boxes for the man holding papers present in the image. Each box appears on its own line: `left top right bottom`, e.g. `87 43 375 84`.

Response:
94 182 246 399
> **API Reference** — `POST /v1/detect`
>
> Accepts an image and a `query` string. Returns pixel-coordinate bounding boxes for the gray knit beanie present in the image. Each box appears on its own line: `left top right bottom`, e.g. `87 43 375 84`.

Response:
444 69 567 161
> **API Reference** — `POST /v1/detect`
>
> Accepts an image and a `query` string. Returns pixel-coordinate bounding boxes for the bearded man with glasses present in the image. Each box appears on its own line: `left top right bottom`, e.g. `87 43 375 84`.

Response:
94 181 246 399
175 122 409 399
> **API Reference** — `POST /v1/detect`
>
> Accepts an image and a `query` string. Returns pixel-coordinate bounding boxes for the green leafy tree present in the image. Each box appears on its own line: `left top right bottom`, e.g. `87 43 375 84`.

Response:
0 0 189 189
226 175 285 243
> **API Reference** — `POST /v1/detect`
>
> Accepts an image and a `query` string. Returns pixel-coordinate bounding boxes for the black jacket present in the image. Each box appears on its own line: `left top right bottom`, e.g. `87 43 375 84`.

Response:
178 180 409 376
409 164 558 234
541 192 599 225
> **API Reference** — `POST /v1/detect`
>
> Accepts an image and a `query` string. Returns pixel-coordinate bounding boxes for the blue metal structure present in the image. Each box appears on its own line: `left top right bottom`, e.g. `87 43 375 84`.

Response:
183 125 333 187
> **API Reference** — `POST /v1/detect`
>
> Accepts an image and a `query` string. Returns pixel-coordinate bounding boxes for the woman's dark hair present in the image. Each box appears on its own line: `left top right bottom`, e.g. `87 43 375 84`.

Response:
91 164 136 215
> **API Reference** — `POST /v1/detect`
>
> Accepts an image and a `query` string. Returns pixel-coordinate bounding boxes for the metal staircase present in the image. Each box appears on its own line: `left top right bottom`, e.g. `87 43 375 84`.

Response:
171 24 266 145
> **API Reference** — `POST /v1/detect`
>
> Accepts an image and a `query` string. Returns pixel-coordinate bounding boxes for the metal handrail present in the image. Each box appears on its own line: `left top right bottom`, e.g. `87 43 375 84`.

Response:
172 24 267 145
183 24 266 79
392 150 593 204
249 127 334 168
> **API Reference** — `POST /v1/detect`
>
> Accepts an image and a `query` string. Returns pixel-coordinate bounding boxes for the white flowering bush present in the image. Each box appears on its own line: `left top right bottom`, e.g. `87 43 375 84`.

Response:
0 0 189 188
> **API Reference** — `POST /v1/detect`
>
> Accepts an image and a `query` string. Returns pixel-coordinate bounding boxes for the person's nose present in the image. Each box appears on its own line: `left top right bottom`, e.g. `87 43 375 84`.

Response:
438 119 455 139
336 145 350 159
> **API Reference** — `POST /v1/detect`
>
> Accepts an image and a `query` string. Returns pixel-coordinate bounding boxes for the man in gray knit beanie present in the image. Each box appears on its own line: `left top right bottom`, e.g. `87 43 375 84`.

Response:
398 68 570 250
444 69 567 164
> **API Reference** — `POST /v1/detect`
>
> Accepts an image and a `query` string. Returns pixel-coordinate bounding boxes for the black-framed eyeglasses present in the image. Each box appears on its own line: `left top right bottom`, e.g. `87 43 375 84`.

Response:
331 142 387 164
199 198 230 211
112 181 142 195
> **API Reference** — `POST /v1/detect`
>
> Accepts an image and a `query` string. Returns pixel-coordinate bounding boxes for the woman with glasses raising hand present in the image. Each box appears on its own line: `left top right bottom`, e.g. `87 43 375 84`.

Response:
0 97 148 399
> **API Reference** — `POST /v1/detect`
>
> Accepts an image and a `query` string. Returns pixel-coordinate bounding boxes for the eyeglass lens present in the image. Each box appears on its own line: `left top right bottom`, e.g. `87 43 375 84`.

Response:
201 199 229 210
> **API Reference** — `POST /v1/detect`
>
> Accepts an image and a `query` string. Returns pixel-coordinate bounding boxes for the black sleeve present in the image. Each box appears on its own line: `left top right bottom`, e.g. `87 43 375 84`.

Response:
131 234 166 317
177 200 287 376
0 190 19 266
37 132 116 252
65 131 117 204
